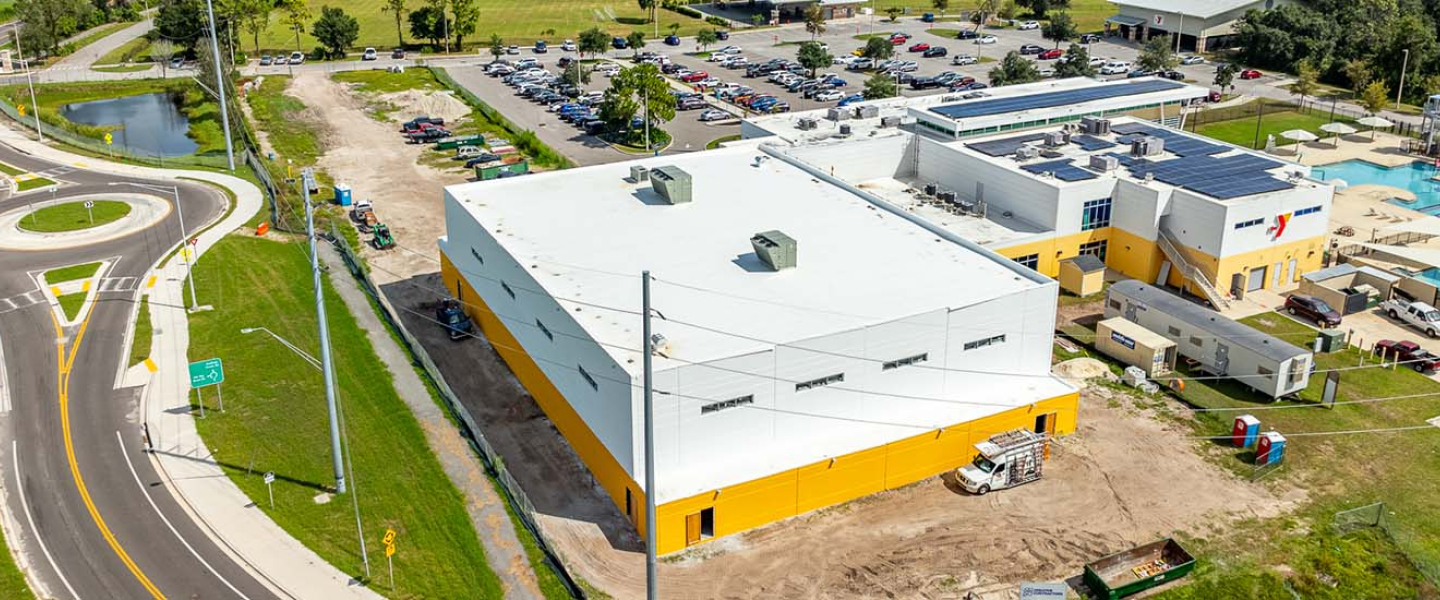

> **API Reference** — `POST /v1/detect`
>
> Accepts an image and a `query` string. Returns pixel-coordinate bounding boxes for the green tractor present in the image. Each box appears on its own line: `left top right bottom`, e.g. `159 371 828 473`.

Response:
371 223 396 250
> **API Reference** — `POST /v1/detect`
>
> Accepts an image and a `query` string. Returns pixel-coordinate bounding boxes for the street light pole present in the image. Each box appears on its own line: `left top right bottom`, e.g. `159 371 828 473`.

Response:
12 28 42 142
641 270 657 600
1396 49 1410 110
111 182 199 308
301 168 348 495
203 0 236 171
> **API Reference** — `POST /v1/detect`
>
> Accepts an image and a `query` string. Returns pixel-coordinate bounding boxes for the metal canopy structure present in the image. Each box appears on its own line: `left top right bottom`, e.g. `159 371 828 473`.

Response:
929 79 1186 120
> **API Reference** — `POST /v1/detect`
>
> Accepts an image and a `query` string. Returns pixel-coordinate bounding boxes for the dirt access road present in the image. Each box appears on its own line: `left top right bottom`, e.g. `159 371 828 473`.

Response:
380 266 1304 599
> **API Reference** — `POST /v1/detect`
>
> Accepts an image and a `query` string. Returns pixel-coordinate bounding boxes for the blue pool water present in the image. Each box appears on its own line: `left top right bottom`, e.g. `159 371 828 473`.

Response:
1416 268 1440 287
1311 160 1440 212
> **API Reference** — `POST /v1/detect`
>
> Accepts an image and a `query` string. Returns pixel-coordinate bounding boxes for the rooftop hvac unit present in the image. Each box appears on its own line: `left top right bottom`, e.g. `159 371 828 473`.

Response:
751 230 797 271
826 106 852 121
856 105 880 119
1044 131 1069 147
1081 116 1112 135
937 190 957 203
1130 135 1165 157
650 165 693 204
923 183 937 196
629 165 650 183
880 115 902 128
796 117 818 131
1089 154 1120 172
1015 145 1040 160
838 123 853 136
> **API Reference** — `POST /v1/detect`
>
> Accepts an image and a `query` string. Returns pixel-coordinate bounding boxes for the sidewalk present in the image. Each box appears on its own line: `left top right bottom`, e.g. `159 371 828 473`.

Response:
0 123 382 599
317 244 541 599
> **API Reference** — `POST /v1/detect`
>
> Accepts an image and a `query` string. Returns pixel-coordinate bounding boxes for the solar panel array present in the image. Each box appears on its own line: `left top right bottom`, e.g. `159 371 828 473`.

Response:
1020 159 1098 181
1111 123 1227 157
1072 135 1116 151
928 80 1187 120
966 132 1050 157
1126 154 1294 199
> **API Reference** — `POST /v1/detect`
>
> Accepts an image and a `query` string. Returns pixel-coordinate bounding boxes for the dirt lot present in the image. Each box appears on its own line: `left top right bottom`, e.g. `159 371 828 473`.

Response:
284 71 460 284
382 268 1305 599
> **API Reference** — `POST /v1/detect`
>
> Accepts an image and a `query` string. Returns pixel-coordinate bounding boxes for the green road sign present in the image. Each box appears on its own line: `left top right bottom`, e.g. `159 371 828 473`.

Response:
188 358 224 388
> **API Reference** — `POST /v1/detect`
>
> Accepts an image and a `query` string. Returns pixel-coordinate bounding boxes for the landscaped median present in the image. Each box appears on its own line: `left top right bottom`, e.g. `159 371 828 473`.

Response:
186 234 503 598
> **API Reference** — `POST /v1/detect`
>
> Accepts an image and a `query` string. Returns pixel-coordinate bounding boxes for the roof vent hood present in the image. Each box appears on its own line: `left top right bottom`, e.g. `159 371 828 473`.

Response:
650 166 692 204
751 230 797 271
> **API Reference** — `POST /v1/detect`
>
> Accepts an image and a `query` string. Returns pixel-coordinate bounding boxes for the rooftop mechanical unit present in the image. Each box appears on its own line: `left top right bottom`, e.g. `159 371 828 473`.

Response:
826 107 852 121
1044 130 1070 147
1131 135 1165 157
796 117 818 131
1081 116 1112 135
880 116 902 128
629 165 650 183
1088 154 1120 172
838 123 853 136
650 166 692 204
751 230 797 271
1015 145 1040 160
856 105 880 119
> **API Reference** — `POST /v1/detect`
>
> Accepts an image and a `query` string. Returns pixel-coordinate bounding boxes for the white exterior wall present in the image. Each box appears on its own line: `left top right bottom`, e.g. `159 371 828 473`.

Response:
1214 184 1332 257
1053 177 1122 237
786 134 918 182
440 193 637 476
648 284 1059 501
914 136 1059 230
1111 178 1168 241
1161 189 1230 255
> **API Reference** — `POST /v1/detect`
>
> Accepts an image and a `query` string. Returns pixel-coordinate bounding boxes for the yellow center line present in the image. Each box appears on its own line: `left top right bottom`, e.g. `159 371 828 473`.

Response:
50 309 166 599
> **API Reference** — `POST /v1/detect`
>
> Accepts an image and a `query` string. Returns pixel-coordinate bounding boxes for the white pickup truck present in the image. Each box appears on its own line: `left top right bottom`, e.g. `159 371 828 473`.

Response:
1381 299 1440 337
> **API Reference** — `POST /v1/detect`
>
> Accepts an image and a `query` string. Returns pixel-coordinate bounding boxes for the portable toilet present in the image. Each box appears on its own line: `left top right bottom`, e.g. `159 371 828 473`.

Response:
333 183 353 207
1255 431 1287 465
1232 415 1260 448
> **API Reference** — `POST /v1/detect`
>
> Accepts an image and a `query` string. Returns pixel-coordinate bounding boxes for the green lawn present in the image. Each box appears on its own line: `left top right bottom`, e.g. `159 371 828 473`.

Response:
0 162 21 176
187 235 504 598
44 261 101 284
91 64 154 73
332 68 443 94
129 295 152 367
247 76 323 168
0 524 32 600
16 177 56 191
924 28 961 38
1194 105 1354 150
65 21 133 56
56 292 86 321
250 0 710 55
0 79 225 155
96 35 153 65
866 0 1115 32
19 200 131 232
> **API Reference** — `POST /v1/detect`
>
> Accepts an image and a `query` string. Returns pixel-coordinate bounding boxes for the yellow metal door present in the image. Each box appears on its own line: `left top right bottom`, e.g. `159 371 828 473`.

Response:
685 513 702 546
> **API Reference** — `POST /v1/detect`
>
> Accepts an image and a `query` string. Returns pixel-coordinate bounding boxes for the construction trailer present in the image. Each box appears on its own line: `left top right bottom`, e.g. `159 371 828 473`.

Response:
1104 279 1313 398
1095 317 1176 377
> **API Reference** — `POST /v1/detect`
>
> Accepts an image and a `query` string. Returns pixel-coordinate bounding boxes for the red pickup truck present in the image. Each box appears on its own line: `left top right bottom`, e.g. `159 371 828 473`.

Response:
1374 340 1440 373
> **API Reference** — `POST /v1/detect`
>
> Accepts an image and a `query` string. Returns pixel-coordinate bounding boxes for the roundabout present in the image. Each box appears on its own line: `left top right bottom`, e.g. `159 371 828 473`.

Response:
0 192 171 250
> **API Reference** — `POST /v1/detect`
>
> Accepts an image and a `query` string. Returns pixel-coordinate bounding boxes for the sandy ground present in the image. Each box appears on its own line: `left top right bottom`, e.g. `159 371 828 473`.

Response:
283 72 459 284
380 268 1304 600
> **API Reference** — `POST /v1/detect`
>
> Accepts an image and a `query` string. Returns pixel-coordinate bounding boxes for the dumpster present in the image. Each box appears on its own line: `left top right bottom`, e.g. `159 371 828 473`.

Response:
333 183 352 207
476 159 530 180
1083 538 1195 599
434 134 485 150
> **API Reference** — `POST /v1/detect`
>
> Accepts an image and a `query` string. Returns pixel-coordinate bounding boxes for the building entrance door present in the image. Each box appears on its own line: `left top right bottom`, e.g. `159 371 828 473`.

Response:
1289 258 1298 282
685 513 702 546
1247 266 1266 291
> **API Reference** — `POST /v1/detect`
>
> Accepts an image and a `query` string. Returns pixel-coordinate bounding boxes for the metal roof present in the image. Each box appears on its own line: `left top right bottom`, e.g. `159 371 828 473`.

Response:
1108 0 1266 19
1303 263 1402 284
1062 254 1106 273
928 80 1185 120
1108 279 1310 363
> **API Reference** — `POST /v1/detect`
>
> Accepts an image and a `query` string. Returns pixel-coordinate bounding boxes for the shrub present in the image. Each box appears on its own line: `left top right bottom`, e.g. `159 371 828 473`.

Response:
705 15 728 27
665 4 702 18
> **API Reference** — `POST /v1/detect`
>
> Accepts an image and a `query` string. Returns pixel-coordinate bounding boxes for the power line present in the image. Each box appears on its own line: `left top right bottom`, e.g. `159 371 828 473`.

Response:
1190 424 1438 440
388 242 641 316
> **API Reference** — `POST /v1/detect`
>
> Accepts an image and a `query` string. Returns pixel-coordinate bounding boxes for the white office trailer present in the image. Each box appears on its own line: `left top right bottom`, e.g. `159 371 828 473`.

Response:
437 142 1080 553
1104 279 1313 398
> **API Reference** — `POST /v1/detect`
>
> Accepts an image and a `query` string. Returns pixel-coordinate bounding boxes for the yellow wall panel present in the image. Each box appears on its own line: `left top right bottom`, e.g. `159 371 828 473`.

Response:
796 446 888 514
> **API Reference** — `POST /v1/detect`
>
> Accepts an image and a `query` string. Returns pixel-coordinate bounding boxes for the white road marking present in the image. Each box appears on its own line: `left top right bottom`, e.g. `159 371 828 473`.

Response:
97 277 137 293
12 440 82 600
113 432 252 600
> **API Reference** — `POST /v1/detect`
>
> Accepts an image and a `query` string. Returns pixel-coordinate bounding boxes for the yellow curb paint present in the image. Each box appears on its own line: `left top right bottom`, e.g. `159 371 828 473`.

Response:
50 286 61 296
144 357 157 373
146 276 157 288
81 281 91 292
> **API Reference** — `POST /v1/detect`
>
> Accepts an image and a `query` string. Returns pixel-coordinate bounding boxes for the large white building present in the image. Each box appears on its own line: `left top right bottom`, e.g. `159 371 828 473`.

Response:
438 143 1079 554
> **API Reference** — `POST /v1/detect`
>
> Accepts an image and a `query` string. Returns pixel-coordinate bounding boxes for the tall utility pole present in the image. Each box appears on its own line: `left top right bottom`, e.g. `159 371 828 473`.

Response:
204 0 236 171
12 28 42 142
641 271 657 600
303 168 348 495
1396 49 1410 110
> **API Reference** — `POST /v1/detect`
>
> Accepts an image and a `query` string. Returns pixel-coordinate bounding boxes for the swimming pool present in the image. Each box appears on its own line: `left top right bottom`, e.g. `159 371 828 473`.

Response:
1311 160 1440 212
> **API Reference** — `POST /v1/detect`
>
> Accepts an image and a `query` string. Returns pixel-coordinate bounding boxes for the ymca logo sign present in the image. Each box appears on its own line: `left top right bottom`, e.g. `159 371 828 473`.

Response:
1266 213 1291 240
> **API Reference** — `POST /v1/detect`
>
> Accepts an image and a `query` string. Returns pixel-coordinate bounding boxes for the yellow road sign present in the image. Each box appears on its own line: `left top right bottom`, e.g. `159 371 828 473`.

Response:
382 529 396 546
385 543 395 557
16 104 23 117
104 132 113 145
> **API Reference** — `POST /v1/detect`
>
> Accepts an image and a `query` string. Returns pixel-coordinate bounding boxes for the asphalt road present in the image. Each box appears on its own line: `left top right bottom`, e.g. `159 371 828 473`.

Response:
0 142 278 600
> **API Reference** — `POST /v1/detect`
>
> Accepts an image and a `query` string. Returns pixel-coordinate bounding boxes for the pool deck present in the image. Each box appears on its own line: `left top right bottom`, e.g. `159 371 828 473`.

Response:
1278 131 1422 169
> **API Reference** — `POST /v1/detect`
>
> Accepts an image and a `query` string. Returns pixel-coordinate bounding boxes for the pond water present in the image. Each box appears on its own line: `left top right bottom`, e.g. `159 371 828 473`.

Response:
60 92 198 157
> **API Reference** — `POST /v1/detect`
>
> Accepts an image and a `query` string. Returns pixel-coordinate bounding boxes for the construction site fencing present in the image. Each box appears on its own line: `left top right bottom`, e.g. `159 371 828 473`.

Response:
1333 502 1439 586
0 96 232 169
328 223 586 600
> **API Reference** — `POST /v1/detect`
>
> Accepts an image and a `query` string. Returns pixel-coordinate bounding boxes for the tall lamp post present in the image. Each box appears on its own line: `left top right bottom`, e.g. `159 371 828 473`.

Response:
203 0 236 170
1396 49 1410 110
12 28 42 141
108 182 199 310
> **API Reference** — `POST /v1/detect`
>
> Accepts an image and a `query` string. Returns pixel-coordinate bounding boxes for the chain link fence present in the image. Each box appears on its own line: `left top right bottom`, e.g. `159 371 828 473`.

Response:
1333 502 1439 586
1188 97 1423 147
329 223 586 599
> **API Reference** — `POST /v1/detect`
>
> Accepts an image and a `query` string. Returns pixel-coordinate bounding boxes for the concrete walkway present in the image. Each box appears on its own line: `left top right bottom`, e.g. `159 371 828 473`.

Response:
317 244 541 600
51 17 154 71
0 123 383 599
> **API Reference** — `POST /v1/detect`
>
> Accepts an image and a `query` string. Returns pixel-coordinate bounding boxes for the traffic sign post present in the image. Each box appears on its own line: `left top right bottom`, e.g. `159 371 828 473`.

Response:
189 358 225 416
264 471 275 509
104 132 113 159
84 200 94 225
383 529 397 589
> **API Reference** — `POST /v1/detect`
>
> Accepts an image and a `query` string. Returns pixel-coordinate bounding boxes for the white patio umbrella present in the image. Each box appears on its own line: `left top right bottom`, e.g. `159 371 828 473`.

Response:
1319 122 1357 147
1280 129 1318 160
1357 115 1394 140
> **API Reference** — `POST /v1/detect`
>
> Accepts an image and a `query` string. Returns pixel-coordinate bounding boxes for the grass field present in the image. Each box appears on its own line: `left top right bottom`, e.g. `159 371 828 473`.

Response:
247 76 323 168
332 68 443 94
129 295 152 367
0 524 32 600
97 35 152 65
867 0 1115 32
44 262 101 284
19 200 131 232
706 133 740 149
91 64 154 73
56 292 86 321
1194 102 1356 150
188 235 503 597
16 177 56 191
251 0 710 54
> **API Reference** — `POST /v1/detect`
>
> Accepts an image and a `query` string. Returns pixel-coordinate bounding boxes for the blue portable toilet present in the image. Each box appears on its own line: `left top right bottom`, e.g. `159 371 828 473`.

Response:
1232 415 1260 448
333 183 353 207
1256 431 1287 465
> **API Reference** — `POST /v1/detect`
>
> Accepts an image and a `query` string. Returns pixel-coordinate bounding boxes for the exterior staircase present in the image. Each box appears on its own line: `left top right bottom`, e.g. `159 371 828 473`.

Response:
1156 229 1231 310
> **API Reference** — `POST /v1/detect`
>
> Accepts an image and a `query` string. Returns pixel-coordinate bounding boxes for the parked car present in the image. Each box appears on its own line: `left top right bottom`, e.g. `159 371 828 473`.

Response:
847 58 874 70
698 108 729 121
956 30 978 40
716 30 729 40
962 90 990 99
598 63 621 76
362 47 377 61
1127 69 1154 78
1038 48 1063 60
612 36 628 49
814 89 845 102
507 45 520 54
1374 340 1440 372
274 55 287 65
1382 299 1440 337
1018 20 1040 30
1099 60 1130 75
717 45 742 54
259 54 273 66
534 40 548 53
976 35 998 45
1158 70 1185 80
677 96 709 110
1181 55 1205 65
908 42 931 53
1036 67 1055 77
515 57 539 69
837 93 865 106
889 32 911 41
287 51 304 65
392 48 406 59
1239 69 1262 79
951 54 978 66
1018 44 1045 55
1079 33 1101 44
665 34 681 46
463 154 504 168
923 46 948 58
562 39 577 51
